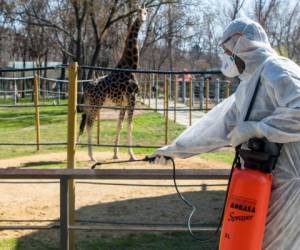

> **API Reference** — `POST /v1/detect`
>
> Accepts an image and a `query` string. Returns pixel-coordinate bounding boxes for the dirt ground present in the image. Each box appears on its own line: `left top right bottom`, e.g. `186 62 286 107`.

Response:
0 151 230 241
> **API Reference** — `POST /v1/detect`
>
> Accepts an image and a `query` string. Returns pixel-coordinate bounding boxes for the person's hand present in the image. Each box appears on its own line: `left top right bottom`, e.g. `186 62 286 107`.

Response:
146 154 173 166
228 121 263 147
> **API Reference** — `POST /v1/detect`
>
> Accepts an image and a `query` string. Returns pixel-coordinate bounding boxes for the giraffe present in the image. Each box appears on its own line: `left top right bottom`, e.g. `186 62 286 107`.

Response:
78 6 147 162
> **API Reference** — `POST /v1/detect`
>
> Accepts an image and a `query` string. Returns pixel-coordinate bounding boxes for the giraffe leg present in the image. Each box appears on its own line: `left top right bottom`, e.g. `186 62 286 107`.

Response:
77 113 87 144
87 126 97 162
113 108 126 160
127 105 136 161
86 111 97 162
77 132 81 144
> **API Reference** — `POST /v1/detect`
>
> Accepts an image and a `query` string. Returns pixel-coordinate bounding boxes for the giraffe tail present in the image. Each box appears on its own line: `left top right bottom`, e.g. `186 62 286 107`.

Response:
79 113 87 135
77 94 84 113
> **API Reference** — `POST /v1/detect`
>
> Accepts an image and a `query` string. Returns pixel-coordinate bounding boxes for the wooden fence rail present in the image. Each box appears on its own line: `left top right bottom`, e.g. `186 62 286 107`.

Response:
0 168 230 250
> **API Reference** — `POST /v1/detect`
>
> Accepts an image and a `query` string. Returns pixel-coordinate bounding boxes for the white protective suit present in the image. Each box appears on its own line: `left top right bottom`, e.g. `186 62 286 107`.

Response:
154 18 300 249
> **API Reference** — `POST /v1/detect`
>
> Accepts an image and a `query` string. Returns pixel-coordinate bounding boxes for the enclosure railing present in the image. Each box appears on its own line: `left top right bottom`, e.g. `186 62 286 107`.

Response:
0 64 232 148
0 63 233 249
0 168 230 250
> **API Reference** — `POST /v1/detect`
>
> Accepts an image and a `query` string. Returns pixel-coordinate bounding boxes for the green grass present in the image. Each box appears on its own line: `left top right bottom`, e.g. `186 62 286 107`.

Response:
0 237 56 250
0 99 227 249
0 100 185 159
0 98 234 164
76 233 219 250
0 239 16 250
0 100 69 159
0 233 219 250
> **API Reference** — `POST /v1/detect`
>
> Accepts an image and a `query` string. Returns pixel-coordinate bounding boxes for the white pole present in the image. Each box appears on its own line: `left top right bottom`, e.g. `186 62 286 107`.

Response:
215 79 220 104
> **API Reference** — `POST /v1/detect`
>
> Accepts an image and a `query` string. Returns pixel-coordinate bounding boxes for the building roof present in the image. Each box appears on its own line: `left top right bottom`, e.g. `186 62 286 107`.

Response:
7 61 62 69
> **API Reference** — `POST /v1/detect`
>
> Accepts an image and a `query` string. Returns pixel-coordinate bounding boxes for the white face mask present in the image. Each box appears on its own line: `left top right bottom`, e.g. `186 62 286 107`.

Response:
220 53 240 78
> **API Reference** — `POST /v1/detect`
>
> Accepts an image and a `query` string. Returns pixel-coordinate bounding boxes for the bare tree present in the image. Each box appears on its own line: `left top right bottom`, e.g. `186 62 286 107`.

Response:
1 0 300 77
228 0 246 20
254 0 281 29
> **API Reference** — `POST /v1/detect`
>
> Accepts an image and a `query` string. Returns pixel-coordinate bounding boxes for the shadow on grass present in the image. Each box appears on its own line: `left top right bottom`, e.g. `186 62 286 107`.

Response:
21 161 65 168
12 190 225 250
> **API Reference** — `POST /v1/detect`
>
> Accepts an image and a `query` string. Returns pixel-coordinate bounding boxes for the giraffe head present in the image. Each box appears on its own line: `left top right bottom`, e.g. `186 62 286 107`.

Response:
137 6 147 22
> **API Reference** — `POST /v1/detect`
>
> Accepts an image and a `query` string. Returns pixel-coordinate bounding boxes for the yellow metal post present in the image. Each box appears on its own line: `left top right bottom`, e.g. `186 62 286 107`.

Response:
34 75 41 151
141 75 144 104
97 111 100 144
174 75 177 123
148 74 151 107
138 75 142 103
205 78 209 113
164 76 166 117
155 74 158 112
189 78 193 126
143 76 146 104
165 75 169 145
67 63 77 250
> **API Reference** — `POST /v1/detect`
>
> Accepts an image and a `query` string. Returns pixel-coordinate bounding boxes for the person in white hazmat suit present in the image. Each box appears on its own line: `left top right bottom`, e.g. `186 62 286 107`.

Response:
151 18 300 249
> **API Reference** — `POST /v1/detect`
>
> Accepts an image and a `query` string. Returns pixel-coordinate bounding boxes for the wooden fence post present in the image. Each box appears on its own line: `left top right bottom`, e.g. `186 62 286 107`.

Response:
67 62 77 250
174 75 177 123
165 75 169 145
205 78 209 113
34 75 41 151
155 74 158 112
143 75 146 104
164 76 166 117
199 77 204 110
189 78 193 126
97 111 100 144
148 74 151 107
60 177 70 250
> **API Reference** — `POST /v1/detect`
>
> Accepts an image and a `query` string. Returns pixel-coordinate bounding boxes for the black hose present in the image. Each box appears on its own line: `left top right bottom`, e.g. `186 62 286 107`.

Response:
91 155 234 244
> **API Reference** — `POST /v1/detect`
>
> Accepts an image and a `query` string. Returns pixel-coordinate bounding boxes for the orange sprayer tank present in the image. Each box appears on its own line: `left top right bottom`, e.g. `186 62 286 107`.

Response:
219 167 272 250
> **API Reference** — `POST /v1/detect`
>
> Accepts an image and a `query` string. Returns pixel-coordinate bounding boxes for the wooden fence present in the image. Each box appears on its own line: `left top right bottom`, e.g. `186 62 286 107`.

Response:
0 168 229 250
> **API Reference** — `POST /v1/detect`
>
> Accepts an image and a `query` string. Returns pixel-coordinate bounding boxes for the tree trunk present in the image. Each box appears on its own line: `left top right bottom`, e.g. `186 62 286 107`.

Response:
60 53 68 99
88 42 102 79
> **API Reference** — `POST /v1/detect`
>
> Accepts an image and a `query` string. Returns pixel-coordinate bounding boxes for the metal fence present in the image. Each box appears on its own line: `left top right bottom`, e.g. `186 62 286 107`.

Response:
0 64 233 148
0 64 233 250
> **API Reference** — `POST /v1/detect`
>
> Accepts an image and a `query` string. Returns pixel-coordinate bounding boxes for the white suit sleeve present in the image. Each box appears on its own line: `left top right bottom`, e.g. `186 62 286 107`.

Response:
257 71 300 143
156 94 238 158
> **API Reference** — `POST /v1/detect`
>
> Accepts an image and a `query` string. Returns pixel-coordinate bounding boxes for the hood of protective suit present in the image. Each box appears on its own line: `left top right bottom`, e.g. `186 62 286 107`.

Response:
221 18 277 80
221 18 279 121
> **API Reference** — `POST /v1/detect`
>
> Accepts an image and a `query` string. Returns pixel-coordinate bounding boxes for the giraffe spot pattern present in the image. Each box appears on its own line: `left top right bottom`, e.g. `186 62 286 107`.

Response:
83 72 138 111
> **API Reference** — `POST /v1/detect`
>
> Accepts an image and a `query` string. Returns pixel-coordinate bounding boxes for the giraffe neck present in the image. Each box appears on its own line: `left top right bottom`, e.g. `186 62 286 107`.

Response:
117 17 142 69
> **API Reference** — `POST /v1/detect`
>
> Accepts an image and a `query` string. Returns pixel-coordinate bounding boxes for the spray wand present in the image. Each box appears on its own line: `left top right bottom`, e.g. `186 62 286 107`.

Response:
91 156 155 169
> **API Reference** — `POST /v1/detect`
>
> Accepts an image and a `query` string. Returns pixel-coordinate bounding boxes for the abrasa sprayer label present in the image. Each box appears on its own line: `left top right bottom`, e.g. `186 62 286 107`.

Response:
227 195 256 222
